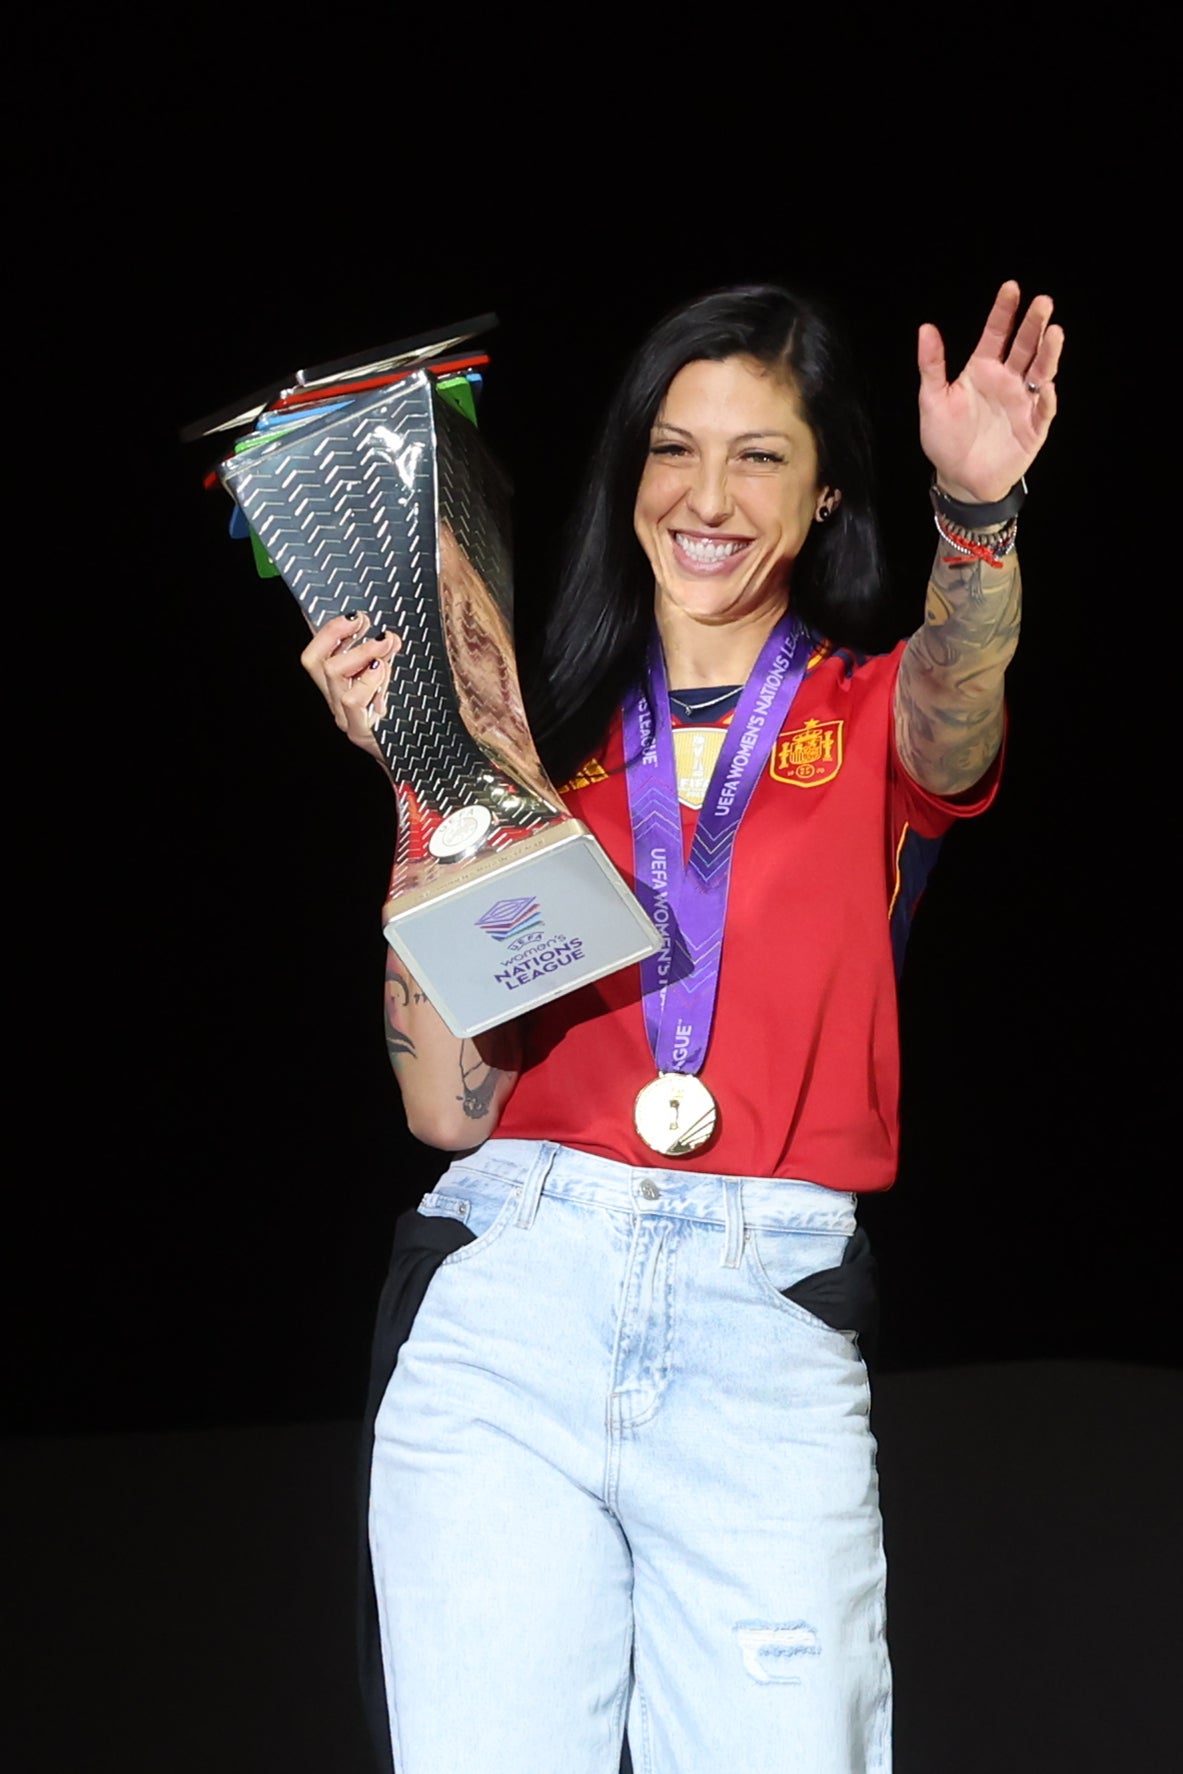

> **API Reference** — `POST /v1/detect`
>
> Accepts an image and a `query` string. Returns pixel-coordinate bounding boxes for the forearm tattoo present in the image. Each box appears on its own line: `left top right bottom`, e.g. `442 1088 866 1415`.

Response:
458 1042 500 1120
384 951 507 1123
895 545 1022 795
383 960 427 1066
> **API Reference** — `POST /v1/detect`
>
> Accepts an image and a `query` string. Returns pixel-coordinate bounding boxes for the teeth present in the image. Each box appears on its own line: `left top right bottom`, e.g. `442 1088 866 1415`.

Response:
675 533 746 563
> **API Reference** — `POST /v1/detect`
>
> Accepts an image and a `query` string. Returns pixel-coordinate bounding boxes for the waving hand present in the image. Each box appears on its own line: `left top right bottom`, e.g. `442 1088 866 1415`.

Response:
918 281 1063 505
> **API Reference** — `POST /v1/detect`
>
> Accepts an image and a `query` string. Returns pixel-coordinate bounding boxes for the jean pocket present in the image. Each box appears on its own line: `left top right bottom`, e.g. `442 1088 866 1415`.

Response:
747 1224 878 1340
419 1170 519 1266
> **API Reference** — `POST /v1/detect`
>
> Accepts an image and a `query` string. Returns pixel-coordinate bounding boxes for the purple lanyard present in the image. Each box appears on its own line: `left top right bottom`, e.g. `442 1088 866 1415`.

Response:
622 613 810 1077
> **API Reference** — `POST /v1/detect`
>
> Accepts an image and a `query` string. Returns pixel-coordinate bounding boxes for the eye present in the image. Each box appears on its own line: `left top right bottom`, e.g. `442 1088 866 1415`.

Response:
649 442 690 458
740 449 785 465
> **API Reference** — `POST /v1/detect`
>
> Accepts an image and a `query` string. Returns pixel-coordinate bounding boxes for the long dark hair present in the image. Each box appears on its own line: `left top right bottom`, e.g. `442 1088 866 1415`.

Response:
526 284 885 784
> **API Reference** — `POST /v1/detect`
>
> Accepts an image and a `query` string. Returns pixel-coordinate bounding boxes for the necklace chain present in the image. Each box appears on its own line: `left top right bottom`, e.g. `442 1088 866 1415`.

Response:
668 685 741 716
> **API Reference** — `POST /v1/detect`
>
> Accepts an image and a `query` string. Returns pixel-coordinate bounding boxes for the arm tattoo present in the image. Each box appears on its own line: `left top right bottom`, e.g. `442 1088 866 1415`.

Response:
895 544 1022 796
457 1041 501 1121
384 962 419 1065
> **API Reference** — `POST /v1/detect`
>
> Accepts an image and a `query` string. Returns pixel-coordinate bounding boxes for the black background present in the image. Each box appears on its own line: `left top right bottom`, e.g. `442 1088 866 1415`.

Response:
16 19 1168 1436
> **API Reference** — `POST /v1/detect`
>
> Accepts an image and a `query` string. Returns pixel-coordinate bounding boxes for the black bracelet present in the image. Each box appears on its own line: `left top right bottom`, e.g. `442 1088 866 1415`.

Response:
930 474 1027 530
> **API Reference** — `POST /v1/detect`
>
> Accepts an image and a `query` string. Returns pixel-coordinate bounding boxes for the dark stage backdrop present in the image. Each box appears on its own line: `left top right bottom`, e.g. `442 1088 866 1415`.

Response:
15 38 1167 1437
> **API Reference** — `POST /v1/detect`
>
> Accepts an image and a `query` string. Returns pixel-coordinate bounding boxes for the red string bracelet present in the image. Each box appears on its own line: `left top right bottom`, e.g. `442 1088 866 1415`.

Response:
933 512 1016 570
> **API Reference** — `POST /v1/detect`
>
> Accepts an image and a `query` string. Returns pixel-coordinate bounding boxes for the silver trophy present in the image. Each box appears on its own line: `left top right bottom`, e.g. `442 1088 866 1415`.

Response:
217 369 660 1037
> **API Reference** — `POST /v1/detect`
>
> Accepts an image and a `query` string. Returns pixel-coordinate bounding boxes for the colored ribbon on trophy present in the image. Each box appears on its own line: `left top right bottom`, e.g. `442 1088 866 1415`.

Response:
622 612 811 1082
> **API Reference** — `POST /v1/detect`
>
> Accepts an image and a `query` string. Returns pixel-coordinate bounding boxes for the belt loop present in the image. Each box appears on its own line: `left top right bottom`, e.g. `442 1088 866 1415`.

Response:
515 1143 554 1230
721 1176 745 1269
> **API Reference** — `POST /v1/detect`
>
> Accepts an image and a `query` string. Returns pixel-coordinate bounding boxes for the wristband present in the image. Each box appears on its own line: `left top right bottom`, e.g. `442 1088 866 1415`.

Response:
930 474 1027 531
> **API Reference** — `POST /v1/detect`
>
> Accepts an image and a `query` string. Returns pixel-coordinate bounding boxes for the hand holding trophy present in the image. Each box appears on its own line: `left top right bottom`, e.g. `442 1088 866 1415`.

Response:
184 322 660 1036
299 608 402 760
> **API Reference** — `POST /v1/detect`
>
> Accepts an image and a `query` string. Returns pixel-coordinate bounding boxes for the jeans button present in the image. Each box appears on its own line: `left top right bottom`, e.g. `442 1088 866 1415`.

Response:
639 1179 661 1201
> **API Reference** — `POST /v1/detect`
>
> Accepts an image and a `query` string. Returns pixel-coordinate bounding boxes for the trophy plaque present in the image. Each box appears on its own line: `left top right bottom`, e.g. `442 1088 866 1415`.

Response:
206 343 661 1037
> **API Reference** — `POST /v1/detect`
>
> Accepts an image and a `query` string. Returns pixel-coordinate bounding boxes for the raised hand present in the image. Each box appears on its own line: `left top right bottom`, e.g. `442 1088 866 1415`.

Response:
300 611 401 759
918 281 1063 505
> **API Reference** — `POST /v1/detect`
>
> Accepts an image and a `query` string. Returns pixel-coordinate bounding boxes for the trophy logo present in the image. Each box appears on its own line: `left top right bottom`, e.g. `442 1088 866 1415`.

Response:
429 806 494 861
476 897 544 943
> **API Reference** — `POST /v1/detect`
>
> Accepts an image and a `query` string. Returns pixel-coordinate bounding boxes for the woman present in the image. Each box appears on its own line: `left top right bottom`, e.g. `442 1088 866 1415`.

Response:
302 281 1062 1774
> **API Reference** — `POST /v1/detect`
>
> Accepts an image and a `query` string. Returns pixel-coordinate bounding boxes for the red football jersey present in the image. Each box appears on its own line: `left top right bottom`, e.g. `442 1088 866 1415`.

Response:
495 640 1000 1191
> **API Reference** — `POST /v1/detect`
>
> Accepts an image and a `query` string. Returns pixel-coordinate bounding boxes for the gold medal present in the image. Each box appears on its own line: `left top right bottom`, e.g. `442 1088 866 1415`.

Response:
634 1073 718 1158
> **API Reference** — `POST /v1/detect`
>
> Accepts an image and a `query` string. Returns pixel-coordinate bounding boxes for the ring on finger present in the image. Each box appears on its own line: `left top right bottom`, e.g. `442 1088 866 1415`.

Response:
1025 380 1040 394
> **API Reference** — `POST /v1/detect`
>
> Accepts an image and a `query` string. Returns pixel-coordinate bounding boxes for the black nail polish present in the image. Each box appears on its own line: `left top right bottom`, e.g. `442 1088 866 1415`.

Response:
373 628 387 641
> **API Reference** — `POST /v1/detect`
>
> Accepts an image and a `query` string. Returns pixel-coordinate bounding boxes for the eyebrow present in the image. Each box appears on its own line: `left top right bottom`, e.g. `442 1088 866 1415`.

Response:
651 422 794 443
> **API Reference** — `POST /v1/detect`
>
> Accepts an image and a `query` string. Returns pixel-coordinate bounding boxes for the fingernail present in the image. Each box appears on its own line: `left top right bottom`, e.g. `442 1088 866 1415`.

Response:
373 627 387 641
369 658 383 671
348 610 363 623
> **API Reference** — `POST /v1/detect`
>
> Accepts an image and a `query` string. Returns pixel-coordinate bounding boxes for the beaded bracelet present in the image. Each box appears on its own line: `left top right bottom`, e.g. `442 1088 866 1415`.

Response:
933 511 1018 570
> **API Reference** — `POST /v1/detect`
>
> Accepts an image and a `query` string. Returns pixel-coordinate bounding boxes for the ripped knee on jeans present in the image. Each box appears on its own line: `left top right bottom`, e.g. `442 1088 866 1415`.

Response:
734 1620 821 1683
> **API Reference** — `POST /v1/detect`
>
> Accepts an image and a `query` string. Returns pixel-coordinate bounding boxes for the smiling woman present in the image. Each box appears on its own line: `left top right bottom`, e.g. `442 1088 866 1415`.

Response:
299 280 1062 1774
525 285 886 789
634 355 839 681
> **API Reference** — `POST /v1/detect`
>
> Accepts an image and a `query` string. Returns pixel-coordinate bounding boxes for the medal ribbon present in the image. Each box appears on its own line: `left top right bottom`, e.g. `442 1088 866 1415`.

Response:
622 612 810 1078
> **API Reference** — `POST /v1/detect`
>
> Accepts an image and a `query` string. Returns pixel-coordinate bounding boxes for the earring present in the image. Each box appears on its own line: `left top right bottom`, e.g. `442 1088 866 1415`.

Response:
816 504 833 523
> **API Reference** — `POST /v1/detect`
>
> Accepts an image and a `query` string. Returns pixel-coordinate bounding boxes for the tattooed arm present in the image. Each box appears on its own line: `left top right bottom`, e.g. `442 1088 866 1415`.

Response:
298 614 522 1145
895 281 1062 794
384 945 522 1150
894 540 1020 795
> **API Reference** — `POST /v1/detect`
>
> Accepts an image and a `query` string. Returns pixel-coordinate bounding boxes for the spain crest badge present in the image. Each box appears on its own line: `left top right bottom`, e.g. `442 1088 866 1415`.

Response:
769 717 844 788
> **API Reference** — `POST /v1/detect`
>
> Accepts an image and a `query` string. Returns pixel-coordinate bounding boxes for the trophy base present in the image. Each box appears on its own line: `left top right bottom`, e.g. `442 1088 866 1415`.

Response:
382 818 661 1037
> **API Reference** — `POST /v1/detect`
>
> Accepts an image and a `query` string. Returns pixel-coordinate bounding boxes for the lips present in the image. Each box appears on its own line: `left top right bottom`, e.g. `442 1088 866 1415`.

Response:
671 531 753 575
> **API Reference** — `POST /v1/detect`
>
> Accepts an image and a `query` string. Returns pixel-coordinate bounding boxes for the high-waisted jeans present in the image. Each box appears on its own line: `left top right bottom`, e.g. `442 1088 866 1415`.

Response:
369 1139 891 1773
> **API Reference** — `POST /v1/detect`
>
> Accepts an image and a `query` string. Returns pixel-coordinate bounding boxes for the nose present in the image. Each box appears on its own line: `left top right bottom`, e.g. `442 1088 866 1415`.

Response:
685 455 733 526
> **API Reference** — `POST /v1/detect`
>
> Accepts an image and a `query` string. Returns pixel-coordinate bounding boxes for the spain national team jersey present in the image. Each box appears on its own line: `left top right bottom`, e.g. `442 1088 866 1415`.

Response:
494 639 1001 1191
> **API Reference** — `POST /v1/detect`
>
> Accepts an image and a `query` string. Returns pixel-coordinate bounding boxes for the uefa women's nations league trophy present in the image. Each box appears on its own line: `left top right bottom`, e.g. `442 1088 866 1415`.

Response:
191 330 660 1037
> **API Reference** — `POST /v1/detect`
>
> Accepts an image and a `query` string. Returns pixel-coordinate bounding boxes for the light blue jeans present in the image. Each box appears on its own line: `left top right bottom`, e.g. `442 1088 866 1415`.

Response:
370 1139 891 1773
